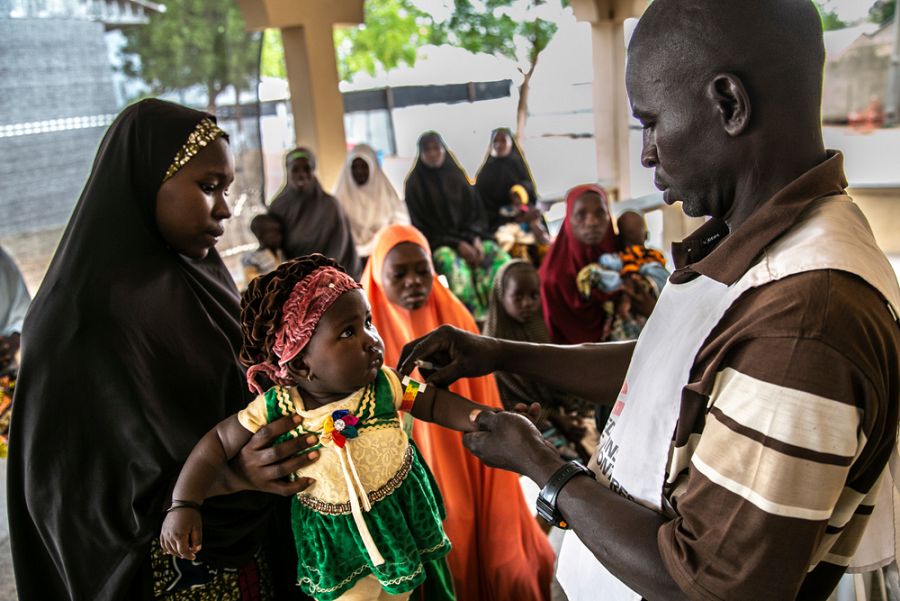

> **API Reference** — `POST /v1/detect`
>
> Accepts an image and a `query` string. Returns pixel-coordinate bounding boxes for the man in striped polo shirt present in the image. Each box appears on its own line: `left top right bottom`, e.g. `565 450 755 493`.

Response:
399 0 900 599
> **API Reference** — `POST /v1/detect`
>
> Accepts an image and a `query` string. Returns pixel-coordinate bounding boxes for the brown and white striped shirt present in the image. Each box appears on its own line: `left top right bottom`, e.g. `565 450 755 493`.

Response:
656 153 900 600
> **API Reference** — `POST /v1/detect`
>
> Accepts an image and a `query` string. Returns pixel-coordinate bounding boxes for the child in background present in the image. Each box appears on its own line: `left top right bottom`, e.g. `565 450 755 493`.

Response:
576 210 669 299
494 184 551 264
241 213 285 286
160 255 497 601
615 210 669 292
484 260 597 463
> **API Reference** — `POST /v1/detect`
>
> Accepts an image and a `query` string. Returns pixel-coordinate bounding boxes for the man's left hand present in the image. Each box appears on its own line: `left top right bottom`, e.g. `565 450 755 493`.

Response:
464 410 563 485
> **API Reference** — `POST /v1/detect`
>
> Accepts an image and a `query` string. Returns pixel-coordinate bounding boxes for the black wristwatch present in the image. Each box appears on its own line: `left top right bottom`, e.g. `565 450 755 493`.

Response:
536 461 594 529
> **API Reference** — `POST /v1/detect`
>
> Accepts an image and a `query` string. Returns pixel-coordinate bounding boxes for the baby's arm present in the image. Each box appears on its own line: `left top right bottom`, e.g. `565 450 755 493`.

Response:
406 381 496 433
159 415 253 560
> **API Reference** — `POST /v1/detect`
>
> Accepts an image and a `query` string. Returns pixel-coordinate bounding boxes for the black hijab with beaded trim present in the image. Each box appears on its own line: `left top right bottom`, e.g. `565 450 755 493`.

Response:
8 99 275 600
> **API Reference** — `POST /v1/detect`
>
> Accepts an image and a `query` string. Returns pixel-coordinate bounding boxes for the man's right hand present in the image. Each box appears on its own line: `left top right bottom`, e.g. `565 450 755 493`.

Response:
226 414 320 496
398 325 501 386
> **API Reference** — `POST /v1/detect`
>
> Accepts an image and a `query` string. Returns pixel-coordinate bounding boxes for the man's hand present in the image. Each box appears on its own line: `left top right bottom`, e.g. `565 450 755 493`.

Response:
398 325 500 386
224 414 321 496
463 410 564 486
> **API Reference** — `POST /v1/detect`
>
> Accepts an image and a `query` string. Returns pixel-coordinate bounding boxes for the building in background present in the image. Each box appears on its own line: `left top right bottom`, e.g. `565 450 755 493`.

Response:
824 20 895 123
0 0 160 288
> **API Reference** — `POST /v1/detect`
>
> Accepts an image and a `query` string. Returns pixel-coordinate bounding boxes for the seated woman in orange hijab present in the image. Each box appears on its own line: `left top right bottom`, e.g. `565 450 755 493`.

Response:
362 224 554 601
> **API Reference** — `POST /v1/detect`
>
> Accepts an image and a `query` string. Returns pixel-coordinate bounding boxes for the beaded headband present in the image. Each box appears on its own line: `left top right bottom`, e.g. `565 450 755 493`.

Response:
163 118 226 181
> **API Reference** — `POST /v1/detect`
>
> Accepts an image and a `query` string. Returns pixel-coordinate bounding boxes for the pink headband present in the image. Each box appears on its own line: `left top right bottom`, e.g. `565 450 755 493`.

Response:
246 267 361 394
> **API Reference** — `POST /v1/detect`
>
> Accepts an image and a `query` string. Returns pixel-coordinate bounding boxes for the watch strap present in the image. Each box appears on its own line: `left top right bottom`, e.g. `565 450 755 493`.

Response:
537 461 593 528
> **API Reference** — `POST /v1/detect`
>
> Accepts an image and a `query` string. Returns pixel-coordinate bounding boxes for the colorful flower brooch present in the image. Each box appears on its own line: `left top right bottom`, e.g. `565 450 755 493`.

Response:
322 409 360 448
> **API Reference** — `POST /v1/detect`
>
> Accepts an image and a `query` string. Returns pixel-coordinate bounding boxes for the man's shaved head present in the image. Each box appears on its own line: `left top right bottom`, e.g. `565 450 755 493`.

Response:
630 0 824 126
626 0 828 224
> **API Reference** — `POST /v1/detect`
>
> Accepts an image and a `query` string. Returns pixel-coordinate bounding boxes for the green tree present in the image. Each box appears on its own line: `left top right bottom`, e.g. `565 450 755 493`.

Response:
121 0 259 114
261 29 287 80
814 1 848 31
870 0 896 25
334 0 435 82
431 0 570 139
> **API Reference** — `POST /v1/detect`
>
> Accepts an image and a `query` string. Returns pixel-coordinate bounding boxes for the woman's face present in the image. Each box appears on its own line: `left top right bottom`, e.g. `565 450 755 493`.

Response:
570 192 610 246
351 157 370 186
420 137 446 169
381 242 434 310
155 137 234 260
492 131 513 158
288 157 314 193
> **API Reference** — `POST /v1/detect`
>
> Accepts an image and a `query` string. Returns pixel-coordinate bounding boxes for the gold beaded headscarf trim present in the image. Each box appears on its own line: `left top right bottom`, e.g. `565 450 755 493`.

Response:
163 118 226 181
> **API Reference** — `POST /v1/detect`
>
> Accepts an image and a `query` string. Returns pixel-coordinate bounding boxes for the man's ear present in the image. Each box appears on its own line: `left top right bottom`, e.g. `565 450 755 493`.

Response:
707 73 751 137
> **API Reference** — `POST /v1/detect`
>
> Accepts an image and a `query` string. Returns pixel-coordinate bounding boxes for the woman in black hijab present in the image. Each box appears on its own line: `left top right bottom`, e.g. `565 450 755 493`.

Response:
475 128 549 263
268 147 361 279
404 131 509 321
9 99 319 601
475 128 538 231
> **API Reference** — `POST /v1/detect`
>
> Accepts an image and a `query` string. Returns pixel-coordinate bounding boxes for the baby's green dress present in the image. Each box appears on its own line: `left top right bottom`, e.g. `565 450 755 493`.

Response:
238 367 452 601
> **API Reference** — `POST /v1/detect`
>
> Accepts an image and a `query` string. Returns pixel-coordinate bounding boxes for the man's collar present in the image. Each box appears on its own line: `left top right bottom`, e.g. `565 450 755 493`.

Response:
670 151 848 285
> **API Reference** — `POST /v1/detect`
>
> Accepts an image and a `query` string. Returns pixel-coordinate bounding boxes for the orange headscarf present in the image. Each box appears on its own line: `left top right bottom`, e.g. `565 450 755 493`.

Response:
363 224 553 601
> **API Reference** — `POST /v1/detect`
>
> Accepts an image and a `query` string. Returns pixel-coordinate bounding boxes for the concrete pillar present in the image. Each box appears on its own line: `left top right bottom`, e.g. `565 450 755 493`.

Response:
572 0 645 201
238 0 365 190
280 25 347 190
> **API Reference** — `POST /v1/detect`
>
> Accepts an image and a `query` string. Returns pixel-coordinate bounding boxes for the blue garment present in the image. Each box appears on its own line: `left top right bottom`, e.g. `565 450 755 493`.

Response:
0 247 30 336
639 261 670 293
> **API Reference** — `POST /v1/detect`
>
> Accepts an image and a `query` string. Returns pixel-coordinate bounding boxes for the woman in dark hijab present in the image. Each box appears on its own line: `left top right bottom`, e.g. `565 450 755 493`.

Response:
9 99 319 601
475 128 549 264
404 131 509 321
268 147 361 279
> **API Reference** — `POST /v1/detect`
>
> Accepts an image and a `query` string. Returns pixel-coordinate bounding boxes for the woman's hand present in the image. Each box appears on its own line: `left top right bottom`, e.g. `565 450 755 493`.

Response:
576 263 603 299
622 276 657 317
551 411 587 443
473 237 486 264
223 414 320 496
398 325 501 386
160 508 203 560
0 333 20 371
457 241 480 267
515 208 542 224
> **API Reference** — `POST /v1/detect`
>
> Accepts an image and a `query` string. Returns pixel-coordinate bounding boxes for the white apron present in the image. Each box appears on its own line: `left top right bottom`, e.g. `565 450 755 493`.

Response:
557 195 900 601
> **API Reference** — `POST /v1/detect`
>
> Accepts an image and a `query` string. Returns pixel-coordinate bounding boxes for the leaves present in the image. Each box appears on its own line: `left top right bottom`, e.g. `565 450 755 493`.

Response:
331 0 568 83
261 29 287 80
334 0 435 80
120 0 260 109
432 0 564 65
813 1 847 31
869 0 896 25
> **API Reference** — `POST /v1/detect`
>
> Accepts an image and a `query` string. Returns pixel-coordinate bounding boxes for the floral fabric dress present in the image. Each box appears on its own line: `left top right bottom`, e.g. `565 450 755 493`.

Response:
237 367 452 601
